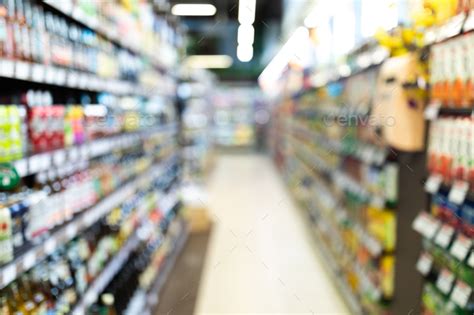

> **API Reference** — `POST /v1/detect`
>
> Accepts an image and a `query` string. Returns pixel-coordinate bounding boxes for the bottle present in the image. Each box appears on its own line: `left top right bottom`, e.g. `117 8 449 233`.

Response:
99 294 118 315
4 0 15 59
0 206 13 263
17 275 38 313
0 295 13 314
7 282 26 314
18 0 31 62
0 0 8 57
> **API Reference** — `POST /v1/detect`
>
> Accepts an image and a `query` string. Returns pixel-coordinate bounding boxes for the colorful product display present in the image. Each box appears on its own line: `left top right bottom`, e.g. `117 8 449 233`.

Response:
0 0 178 84
427 117 474 187
415 11 474 313
277 63 402 314
0 172 181 315
0 0 183 313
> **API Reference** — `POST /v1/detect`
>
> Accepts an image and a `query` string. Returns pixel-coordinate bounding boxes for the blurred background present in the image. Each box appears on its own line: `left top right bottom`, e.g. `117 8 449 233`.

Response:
0 0 473 314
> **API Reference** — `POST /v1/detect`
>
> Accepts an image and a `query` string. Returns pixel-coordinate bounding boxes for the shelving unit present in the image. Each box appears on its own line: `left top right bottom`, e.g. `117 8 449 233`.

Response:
0 154 177 288
407 14 474 312
272 46 426 313
0 0 186 313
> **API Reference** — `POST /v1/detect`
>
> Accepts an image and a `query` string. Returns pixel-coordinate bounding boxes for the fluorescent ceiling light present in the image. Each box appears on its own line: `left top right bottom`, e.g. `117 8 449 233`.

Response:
185 55 233 69
237 25 255 44
238 0 256 25
171 4 217 16
259 27 309 86
237 44 253 62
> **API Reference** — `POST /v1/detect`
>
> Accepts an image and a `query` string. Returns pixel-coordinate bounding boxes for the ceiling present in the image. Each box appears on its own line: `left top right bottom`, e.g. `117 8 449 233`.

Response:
172 0 283 81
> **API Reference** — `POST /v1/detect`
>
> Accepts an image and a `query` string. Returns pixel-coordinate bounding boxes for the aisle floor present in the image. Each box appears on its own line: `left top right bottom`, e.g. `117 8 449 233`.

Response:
194 154 350 315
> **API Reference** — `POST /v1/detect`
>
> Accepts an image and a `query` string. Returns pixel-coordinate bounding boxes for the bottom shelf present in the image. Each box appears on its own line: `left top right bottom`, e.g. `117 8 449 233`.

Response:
304 209 364 315
122 221 189 315
143 224 189 314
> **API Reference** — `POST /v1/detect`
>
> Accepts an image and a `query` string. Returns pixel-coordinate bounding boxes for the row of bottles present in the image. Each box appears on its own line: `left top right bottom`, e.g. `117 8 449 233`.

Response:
0 132 178 264
0 89 173 161
0 0 159 81
427 117 474 187
0 165 180 314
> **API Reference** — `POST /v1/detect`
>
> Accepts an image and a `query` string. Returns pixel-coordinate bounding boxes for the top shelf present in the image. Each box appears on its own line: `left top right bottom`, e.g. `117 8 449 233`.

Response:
41 1 171 72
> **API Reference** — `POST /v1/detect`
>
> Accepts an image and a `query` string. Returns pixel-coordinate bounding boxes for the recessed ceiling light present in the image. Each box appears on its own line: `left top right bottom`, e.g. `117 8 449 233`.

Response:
237 24 255 45
238 0 256 25
171 4 217 16
237 45 253 62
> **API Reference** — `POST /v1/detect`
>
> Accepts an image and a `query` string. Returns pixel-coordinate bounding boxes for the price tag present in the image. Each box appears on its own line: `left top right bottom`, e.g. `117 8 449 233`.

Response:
45 66 57 84
66 224 78 239
0 59 15 77
436 269 455 294
83 212 95 226
67 71 79 87
413 212 440 239
31 64 45 82
14 159 27 177
374 150 387 166
451 280 472 308
2 264 16 287
15 61 30 80
28 155 43 174
40 154 51 169
53 150 66 166
425 174 443 194
84 290 97 305
69 148 79 161
468 251 474 268
434 224 455 248
416 253 433 276
44 238 56 254
55 68 67 86
448 181 469 205
425 28 437 45
78 73 88 89
22 251 36 270
443 13 466 39
370 195 385 209
464 9 474 32
79 145 89 159
424 102 441 120
365 234 382 256
450 234 472 261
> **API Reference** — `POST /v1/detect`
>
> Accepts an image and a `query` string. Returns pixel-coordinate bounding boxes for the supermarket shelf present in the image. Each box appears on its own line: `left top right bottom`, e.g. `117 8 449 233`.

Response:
0 154 178 289
424 12 472 46
290 139 371 199
438 107 474 117
303 47 389 90
0 59 173 97
424 103 474 120
12 123 178 177
143 222 189 315
41 1 171 72
72 194 181 315
73 233 142 315
291 123 387 166
424 175 474 204
295 106 369 120
305 210 363 315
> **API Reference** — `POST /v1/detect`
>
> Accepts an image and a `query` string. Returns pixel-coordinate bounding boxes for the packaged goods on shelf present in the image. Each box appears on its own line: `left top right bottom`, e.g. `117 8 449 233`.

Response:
412 11 474 315
271 36 431 313
0 0 184 312
212 87 259 148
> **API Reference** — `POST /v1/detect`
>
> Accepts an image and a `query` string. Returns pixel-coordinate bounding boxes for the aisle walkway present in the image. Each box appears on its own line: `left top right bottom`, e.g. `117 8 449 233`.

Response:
195 154 349 314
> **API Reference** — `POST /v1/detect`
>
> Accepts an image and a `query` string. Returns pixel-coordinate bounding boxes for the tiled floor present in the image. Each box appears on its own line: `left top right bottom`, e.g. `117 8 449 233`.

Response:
194 154 350 314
